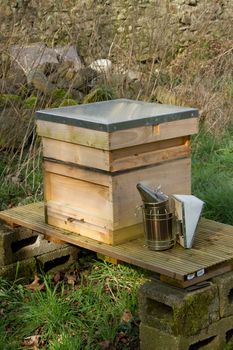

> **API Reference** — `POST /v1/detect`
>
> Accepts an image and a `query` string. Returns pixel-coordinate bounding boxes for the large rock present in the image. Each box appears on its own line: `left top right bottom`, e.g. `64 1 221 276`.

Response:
9 43 83 94
10 43 59 75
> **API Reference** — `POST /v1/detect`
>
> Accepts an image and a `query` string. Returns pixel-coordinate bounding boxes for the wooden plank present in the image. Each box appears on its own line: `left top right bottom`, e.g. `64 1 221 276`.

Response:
0 203 203 279
97 253 122 265
43 160 112 187
110 138 191 172
46 200 113 230
42 136 190 173
160 263 232 288
112 158 191 229
37 118 198 151
111 137 187 160
44 172 113 226
42 138 110 171
47 212 114 245
47 210 143 245
2 202 233 287
112 223 143 245
109 118 198 150
37 120 109 150
43 234 64 244
163 244 226 266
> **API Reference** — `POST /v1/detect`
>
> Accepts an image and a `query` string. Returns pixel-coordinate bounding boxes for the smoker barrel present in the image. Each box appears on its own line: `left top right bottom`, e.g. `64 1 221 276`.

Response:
142 201 175 251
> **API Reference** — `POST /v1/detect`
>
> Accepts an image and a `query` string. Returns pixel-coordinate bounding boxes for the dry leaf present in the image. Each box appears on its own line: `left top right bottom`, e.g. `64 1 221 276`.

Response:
65 273 77 287
22 335 39 349
26 274 45 291
99 340 111 349
53 272 61 284
121 309 133 323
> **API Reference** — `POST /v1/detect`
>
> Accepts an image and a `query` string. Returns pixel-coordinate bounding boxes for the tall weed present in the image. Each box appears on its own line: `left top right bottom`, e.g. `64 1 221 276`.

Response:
192 127 233 224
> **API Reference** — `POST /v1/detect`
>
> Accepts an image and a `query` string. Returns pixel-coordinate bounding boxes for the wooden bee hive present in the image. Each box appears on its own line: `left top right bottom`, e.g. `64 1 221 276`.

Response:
36 99 198 245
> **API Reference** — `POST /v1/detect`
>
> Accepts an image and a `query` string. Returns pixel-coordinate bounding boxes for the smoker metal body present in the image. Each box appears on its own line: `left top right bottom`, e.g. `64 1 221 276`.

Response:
140 193 204 251
141 200 175 251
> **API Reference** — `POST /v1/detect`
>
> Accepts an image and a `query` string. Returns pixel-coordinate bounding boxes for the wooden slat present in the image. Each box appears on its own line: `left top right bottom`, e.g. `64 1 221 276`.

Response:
42 138 110 171
1 202 233 288
42 136 191 173
110 139 191 172
47 201 113 230
0 203 186 279
37 120 109 150
109 118 198 150
43 160 112 187
46 205 143 245
37 118 198 151
111 137 186 160
160 264 232 288
44 172 113 224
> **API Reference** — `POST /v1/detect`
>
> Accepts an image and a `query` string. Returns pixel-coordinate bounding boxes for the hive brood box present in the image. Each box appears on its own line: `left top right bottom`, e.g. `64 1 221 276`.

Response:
36 99 198 245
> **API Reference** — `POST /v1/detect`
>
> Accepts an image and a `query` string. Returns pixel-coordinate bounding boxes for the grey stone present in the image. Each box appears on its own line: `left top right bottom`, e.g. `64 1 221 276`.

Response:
140 316 233 350
138 279 220 336
0 223 68 266
140 323 181 350
0 257 37 282
10 43 59 75
212 271 233 318
36 245 79 273
27 69 55 94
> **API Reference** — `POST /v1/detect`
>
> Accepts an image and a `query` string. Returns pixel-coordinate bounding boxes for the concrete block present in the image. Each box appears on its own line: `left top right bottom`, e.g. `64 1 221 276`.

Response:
140 323 180 350
140 316 233 350
0 223 68 266
212 271 233 318
0 257 37 282
36 245 79 273
138 279 220 336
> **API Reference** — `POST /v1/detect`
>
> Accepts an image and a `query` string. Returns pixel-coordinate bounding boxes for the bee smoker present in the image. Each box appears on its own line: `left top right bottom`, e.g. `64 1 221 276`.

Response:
137 183 175 251
137 183 205 251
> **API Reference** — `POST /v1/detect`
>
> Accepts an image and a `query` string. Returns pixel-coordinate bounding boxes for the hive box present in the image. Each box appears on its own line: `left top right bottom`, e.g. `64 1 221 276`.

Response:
36 99 198 245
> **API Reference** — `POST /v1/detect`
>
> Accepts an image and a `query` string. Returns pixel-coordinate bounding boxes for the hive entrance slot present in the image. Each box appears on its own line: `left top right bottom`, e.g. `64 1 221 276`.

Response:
188 335 217 350
11 235 39 253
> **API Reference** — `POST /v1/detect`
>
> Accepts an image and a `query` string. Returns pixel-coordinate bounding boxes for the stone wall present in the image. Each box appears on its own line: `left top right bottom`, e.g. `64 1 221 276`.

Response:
1 0 232 63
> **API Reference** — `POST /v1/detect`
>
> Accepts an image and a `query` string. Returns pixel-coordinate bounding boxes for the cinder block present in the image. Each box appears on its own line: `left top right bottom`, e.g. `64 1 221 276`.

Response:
138 279 220 336
212 271 233 318
140 316 233 350
0 223 68 266
0 257 37 282
36 245 79 273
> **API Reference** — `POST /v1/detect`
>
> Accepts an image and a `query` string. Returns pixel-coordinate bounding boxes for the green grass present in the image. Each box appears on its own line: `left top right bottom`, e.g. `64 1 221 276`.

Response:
0 150 43 211
0 261 146 350
192 126 233 224
82 85 115 104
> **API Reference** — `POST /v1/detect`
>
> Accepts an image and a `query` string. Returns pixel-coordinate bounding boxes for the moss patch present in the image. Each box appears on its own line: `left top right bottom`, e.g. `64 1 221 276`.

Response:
173 290 215 336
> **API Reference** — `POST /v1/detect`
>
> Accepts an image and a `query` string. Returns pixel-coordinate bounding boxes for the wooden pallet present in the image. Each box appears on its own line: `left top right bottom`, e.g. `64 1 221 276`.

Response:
1 202 233 288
